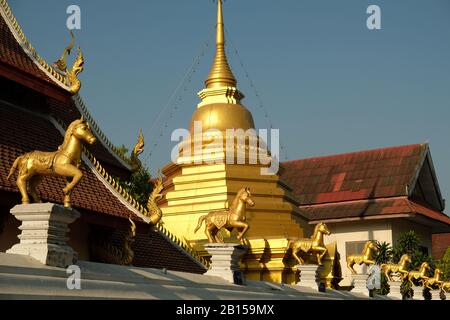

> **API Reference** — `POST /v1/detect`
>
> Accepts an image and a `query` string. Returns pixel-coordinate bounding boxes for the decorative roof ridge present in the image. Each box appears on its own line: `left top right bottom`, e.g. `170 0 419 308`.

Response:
72 94 133 171
0 0 70 90
49 116 209 269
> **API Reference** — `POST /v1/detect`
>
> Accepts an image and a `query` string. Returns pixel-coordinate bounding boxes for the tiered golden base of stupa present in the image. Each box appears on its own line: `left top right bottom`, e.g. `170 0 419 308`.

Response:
160 155 311 284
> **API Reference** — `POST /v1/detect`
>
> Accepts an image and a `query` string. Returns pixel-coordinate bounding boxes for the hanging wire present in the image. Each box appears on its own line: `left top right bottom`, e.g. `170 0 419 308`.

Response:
224 28 288 161
143 32 213 167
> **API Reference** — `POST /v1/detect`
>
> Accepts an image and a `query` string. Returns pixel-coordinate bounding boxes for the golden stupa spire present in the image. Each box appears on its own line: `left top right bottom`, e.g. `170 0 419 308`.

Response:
205 0 237 89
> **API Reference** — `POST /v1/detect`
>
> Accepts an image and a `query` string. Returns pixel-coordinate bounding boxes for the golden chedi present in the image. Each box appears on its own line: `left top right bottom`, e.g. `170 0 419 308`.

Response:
159 0 312 284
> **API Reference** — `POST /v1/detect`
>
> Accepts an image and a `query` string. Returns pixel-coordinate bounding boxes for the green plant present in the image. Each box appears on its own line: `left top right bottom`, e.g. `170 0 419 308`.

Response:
392 231 420 263
116 166 153 207
374 241 392 295
436 246 450 280
113 143 154 207
392 231 434 273
375 272 390 295
375 241 392 264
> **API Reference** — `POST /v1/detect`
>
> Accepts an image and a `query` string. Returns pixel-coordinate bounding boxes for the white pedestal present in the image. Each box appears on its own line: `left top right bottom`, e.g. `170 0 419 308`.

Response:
351 274 370 296
430 290 443 300
6 203 80 268
412 286 425 300
296 264 324 291
204 243 248 285
387 281 403 300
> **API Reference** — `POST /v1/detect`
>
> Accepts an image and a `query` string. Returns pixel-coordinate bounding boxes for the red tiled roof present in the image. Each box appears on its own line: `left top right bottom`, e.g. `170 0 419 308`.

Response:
281 144 427 205
0 12 52 84
300 197 450 225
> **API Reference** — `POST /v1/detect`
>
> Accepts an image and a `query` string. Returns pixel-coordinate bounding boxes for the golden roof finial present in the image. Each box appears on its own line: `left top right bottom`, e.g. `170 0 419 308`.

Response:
205 0 237 89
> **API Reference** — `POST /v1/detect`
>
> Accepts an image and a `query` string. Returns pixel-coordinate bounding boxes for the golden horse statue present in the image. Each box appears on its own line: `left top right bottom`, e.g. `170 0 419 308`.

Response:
442 281 450 293
346 241 378 274
194 187 255 243
289 222 331 265
380 254 411 281
407 262 430 286
7 118 96 208
423 268 443 290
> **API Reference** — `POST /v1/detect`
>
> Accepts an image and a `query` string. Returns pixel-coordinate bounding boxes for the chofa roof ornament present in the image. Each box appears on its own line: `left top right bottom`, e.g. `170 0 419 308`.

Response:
53 30 84 94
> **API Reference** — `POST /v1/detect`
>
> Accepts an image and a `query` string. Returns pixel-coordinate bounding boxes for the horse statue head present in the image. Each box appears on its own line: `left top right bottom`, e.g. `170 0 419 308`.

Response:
399 254 412 265
235 187 255 208
70 118 96 145
59 117 96 151
419 262 430 273
313 222 331 238
363 241 377 256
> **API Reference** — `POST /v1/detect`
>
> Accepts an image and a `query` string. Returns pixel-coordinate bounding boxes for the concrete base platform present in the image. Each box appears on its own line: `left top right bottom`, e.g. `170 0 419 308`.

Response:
6 203 79 268
0 252 395 300
296 264 323 291
351 274 370 296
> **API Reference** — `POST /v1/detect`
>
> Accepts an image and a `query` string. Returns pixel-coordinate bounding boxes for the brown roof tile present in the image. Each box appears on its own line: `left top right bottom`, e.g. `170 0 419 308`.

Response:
0 12 53 84
300 197 450 226
281 144 426 205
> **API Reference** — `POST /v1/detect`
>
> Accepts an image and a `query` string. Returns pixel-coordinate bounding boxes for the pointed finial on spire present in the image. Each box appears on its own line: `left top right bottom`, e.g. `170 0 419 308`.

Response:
205 0 237 89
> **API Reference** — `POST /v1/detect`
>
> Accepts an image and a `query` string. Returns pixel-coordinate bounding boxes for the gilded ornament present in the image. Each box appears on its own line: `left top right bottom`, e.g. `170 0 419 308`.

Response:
145 172 164 225
53 31 84 94
67 46 84 94
407 262 430 286
442 281 450 293
7 118 96 208
380 254 411 281
194 187 254 244
346 240 378 274
423 268 443 290
53 30 75 72
288 222 331 265
130 129 145 172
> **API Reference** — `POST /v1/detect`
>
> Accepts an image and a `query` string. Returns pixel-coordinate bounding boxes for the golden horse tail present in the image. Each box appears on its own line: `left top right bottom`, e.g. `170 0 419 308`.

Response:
7 156 23 180
194 215 207 233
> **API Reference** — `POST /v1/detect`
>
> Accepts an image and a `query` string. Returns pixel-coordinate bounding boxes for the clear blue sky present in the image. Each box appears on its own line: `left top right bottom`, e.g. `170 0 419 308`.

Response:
9 1 450 212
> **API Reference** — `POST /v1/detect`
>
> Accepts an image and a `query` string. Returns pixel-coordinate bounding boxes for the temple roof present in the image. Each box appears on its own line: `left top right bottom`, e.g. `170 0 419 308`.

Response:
0 101 207 272
281 144 450 229
0 12 52 84
0 1 208 271
0 1 133 176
